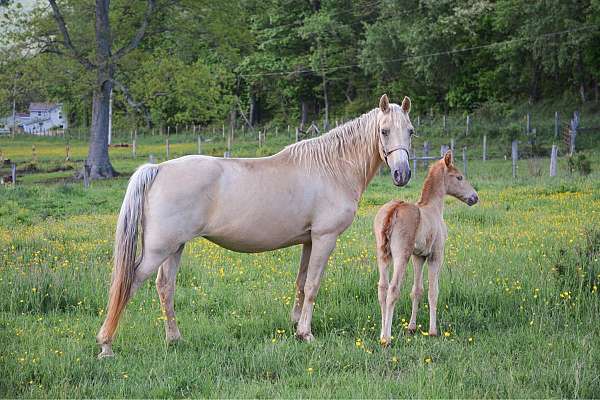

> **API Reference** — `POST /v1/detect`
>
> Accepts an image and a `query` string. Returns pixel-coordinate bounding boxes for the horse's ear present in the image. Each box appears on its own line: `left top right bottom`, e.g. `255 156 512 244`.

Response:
444 150 453 167
401 96 411 113
379 94 390 113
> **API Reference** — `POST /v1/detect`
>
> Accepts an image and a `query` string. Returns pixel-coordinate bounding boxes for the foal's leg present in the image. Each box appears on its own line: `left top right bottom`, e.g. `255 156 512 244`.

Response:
427 252 443 336
291 243 312 325
97 245 171 358
377 252 390 343
381 251 411 343
408 255 426 334
156 245 185 343
296 234 337 341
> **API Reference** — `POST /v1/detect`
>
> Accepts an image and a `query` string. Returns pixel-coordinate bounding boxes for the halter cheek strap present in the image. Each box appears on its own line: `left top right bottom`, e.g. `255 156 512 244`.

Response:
379 135 411 167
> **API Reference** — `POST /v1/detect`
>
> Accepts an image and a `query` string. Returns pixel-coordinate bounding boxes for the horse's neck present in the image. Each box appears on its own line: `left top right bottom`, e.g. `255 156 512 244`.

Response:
417 166 446 215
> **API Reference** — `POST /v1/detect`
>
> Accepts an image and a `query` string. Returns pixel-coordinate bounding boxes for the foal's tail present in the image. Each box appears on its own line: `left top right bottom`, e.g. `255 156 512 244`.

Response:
99 164 159 343
375 201 420 265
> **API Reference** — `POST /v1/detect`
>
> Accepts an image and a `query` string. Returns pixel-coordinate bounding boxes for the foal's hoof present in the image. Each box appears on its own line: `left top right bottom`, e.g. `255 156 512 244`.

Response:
97 344 114 359
380 337 392 347
296 332 315 342
166 331 182 344
407 328 417 335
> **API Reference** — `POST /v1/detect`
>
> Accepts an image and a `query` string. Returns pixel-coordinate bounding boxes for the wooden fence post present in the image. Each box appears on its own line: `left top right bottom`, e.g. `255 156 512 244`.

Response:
511 140 518 178
149 154 156 164
440 145 449 156
295 127 299 142
569 111 579 155
166 138 170 159
132 137 137 158
417 115 420 128
450 138 455 153
412 149 417 178
466 114 470 136
462 146 468 177
222 123 225 138
197 136 202 155
423 141 430 169
554 111 559 139
526 112 531 135
11 163 16 185
482 135 487 161
83 162 90 188
287 125 290 139
443 115 447 134
550 145 558 177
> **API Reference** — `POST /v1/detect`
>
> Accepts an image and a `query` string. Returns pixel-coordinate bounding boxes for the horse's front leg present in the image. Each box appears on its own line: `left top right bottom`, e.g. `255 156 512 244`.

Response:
427 252 443 336
296 233 337 341
291 243 312 325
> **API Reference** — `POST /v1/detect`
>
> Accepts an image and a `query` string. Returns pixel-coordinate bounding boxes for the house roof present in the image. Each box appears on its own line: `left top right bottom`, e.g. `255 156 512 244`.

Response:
29 102 60 112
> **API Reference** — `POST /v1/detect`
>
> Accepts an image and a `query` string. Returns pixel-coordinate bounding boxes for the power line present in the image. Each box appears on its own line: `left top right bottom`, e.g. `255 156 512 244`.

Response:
240 24 600 78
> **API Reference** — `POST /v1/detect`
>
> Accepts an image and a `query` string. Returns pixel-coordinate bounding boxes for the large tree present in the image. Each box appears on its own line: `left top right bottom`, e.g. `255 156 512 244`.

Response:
47 0 156 178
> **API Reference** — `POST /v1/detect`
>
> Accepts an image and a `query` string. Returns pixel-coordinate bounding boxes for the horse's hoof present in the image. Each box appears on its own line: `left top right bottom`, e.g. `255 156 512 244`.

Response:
97 345 114 359
428 331 438 337
296 332 315 342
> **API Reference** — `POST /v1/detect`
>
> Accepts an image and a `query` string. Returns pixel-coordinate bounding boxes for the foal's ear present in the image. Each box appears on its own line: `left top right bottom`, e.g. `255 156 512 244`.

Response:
379 94 390 113
444 150 453 167
401 96 411 113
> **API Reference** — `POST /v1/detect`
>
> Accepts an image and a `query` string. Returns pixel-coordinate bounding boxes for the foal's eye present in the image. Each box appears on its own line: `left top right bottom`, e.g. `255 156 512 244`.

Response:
457 176 463 181
381 129 389 136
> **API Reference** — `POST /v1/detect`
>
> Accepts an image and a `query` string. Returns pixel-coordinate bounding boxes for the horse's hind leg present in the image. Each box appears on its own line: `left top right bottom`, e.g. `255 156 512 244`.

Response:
377 251 390 344
97 245 172 358
291 243 312 325
156 244 185 343
408 255 425 334
381 250 410 344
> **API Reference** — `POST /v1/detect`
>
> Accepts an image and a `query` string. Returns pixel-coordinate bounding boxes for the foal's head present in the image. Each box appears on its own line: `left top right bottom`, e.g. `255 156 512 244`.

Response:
377 94 414 187
441 151 479 206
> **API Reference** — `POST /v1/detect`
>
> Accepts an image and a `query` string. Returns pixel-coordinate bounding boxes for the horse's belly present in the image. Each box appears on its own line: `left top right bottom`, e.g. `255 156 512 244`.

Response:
204 231 311 253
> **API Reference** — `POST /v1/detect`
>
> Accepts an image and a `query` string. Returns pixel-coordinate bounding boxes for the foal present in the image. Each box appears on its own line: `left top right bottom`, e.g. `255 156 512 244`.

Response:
374 150 478 345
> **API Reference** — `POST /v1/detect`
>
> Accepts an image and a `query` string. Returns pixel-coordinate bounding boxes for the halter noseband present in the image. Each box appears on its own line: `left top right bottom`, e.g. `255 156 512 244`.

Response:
379 135 411 167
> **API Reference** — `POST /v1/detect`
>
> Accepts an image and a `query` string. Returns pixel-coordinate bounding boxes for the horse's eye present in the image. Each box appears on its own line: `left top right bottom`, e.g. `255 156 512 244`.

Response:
381 129 389 136
457 176 463 181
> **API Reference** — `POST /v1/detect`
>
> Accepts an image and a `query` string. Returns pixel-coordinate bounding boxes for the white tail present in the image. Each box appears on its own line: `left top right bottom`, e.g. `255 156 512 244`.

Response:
97 164 159 344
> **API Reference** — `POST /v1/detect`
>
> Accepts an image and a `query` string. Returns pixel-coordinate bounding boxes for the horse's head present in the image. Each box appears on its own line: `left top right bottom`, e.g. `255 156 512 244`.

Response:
442 150 479 206
377 94 413 187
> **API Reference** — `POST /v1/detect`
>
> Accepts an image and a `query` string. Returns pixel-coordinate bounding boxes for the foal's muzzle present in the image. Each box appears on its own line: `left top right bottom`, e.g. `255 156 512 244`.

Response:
466 193 479 206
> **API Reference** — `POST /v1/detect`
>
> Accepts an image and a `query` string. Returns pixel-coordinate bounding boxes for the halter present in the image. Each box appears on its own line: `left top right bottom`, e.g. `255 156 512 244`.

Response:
379 134 411 167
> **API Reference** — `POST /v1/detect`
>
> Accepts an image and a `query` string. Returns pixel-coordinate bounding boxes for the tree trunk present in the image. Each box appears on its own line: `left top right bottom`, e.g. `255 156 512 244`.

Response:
249 94 257 127
86 0 117 179
300 100 309 130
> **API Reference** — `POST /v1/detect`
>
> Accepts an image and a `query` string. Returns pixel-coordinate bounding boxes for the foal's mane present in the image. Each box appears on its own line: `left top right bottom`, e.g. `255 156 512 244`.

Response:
281 106 401 187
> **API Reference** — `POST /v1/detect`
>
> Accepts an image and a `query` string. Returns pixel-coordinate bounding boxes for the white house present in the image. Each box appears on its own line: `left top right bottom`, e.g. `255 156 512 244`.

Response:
21 103 68 134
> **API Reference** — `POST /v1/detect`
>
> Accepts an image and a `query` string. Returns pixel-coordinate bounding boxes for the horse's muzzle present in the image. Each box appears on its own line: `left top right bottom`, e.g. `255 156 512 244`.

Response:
392 168 411 187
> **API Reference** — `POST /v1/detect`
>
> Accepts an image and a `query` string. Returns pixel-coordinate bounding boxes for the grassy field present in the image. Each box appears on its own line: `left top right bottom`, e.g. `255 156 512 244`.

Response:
1 133 599 398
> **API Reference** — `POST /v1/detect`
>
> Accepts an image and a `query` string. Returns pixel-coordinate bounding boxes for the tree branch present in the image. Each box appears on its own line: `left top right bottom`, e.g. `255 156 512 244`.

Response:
47 0 96 70
109 79 153 128
112 0 156 61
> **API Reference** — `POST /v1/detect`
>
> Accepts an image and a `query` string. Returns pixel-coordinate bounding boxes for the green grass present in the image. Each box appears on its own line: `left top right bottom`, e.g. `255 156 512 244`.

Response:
0 133 599 398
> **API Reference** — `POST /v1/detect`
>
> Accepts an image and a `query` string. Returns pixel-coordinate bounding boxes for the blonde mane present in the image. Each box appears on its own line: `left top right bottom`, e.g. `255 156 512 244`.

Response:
280 106 406 188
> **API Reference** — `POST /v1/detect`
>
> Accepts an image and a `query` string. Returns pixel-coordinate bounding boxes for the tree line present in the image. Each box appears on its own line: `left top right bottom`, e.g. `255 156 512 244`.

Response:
0 0 599 177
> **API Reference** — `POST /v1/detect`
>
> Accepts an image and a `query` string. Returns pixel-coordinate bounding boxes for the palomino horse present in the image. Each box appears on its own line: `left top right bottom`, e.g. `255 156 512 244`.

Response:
373 150 478 345
97 94 415 357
